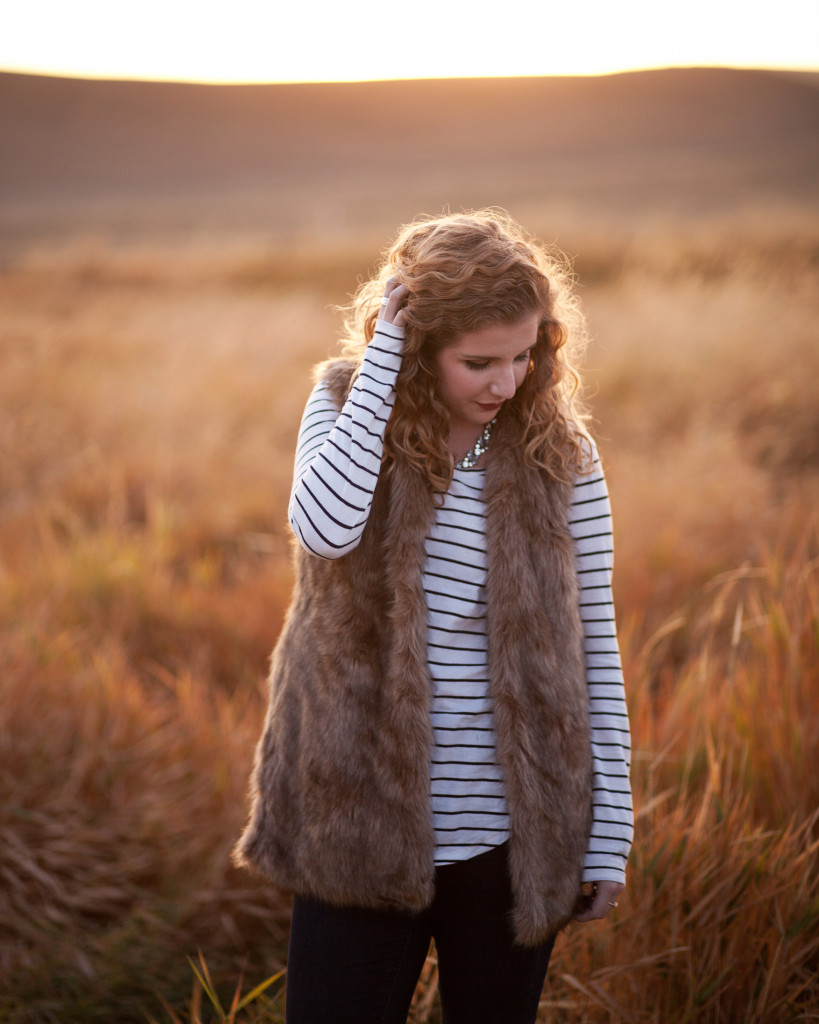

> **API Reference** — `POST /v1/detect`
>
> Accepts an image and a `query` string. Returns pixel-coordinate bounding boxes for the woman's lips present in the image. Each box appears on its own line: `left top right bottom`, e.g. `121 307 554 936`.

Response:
476 402 502 412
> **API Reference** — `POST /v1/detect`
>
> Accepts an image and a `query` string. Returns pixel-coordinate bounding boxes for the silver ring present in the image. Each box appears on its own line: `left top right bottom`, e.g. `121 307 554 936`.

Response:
608 901 619 907
380 296 389 305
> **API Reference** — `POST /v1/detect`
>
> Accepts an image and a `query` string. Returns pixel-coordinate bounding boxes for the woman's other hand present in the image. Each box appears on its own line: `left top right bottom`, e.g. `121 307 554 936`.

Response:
573 879 625 923
378 277 408 328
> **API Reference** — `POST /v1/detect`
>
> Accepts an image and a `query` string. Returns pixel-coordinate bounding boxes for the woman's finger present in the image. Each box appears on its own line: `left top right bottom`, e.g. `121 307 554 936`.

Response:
378 277 407 327
573 880 624 922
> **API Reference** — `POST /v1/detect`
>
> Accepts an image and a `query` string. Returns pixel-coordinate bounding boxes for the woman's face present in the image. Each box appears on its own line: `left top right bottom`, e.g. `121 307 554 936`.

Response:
434 313 539 438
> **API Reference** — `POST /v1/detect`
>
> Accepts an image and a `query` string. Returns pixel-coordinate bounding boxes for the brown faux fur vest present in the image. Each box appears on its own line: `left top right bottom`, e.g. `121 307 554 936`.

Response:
234 361 592 945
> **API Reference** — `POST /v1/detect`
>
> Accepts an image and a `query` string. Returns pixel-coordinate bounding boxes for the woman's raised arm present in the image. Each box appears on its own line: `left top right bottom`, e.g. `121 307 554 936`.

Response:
288 317 404 558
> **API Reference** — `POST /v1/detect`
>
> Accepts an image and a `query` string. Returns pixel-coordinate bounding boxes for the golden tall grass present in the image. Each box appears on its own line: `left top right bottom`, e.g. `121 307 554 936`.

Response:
1 217 817 1022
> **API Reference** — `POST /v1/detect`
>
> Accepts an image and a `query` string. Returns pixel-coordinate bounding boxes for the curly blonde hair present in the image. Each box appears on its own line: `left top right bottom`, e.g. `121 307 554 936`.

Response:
337 209 591 492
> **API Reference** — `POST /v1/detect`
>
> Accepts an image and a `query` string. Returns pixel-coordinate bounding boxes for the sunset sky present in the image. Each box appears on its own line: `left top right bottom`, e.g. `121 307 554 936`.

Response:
2 0 817 83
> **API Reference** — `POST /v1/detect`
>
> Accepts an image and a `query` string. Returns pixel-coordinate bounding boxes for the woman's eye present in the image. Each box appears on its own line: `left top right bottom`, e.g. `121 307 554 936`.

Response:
465 361 490 371
515 351 532 363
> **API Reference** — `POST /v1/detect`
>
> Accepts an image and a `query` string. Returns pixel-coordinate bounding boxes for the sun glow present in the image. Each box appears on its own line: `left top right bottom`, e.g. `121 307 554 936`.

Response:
2 0 817 83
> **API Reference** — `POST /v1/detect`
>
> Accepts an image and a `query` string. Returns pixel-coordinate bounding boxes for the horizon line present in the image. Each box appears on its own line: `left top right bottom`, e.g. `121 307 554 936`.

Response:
2 61 818 88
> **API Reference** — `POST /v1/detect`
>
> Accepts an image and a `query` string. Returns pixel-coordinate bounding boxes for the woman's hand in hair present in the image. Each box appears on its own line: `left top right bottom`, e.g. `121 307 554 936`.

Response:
378 277 408 328
573 879 625 923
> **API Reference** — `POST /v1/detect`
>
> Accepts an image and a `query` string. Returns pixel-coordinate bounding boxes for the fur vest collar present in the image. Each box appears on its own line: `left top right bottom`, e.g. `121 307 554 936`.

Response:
235 362 592 945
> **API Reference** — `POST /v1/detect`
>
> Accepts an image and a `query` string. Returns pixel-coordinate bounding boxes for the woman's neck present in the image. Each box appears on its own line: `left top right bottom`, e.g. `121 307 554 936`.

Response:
448 425 482 462
449 419 496 470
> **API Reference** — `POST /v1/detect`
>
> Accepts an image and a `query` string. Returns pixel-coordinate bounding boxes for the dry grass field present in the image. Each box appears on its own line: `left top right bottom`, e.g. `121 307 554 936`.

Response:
1 69 818 1022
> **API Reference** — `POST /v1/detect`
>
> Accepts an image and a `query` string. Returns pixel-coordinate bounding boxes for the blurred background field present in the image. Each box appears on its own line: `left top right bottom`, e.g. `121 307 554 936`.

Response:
1 68 818 1022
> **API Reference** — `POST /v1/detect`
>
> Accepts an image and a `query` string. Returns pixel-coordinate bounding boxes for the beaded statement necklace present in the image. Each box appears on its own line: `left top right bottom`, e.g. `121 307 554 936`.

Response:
454 417 497 470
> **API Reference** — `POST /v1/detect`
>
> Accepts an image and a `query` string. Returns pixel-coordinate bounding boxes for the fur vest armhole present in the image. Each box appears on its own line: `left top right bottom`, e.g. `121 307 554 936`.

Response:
312 358 359 411
569 425 597 478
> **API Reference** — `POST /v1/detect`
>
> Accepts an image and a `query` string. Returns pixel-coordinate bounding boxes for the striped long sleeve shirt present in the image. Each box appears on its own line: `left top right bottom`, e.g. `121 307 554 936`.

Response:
289 321 633 884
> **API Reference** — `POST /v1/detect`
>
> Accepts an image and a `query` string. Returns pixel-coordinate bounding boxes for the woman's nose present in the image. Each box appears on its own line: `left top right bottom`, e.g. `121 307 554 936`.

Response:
489 366 518 399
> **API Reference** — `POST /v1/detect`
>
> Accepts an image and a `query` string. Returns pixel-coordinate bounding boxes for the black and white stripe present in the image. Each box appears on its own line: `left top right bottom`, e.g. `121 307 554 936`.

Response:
424 469 509 862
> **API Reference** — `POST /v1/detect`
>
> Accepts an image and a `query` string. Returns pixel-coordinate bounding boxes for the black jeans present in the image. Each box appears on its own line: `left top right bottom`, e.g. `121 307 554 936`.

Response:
285 842 555 1024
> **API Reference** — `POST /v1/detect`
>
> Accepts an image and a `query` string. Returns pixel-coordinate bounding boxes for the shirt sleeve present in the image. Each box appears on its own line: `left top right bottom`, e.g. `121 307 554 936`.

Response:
288 320 404 558
569 444 634 886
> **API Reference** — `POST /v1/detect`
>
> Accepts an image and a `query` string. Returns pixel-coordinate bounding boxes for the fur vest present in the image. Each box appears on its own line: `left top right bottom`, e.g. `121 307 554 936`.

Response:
234 361 592 945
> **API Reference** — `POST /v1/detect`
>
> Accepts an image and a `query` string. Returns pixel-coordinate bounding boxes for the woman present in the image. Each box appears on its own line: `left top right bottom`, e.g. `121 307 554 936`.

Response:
235 210 633 1024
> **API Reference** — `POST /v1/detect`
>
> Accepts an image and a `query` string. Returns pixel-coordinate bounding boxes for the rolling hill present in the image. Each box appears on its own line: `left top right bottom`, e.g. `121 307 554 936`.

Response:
0 67 817 246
